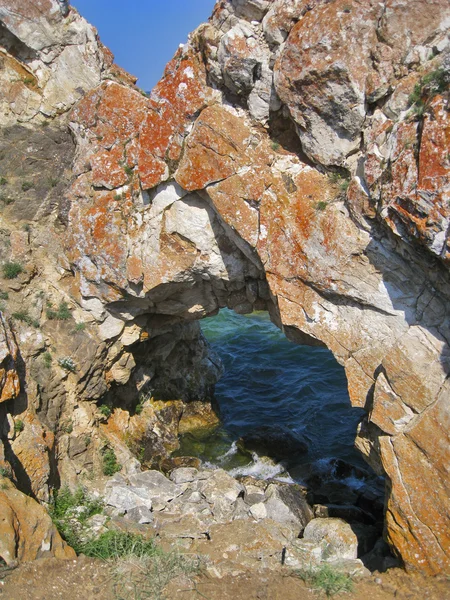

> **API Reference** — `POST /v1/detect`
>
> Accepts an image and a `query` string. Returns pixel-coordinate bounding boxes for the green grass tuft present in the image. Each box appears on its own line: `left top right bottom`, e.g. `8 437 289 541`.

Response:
123 164 134 177
14 419 24 433
296 564 354 597
99 404 112 418
82 530 158 560
21 181 33 191
12 310 39 328
43 351 52 368
2 262 23 279
46 300 71 320
102 446 121 476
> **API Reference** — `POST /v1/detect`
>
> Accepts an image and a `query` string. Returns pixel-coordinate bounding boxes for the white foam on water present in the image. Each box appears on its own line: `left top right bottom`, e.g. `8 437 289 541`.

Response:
217 441 239 461
341 475 365 490
229 452 294 482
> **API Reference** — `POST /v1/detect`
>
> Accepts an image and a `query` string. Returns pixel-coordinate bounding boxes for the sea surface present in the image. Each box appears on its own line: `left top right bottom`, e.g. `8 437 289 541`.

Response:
177 309 370 483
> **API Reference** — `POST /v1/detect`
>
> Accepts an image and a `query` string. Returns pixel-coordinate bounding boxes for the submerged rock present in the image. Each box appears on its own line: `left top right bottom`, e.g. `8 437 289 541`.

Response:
238 425 309 462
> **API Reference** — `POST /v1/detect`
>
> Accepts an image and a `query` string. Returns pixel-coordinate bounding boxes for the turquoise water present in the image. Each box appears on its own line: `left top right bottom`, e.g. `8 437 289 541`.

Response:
183 309 369 479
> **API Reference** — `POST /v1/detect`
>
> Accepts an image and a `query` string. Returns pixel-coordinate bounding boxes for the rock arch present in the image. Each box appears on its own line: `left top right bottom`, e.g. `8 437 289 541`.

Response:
0 0 449 576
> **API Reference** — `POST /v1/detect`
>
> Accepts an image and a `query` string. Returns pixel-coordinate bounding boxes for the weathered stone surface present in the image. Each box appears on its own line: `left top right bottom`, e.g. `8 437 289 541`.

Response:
200 468 243 504
0 479 75 566
128 470 183 503
10 413 54 502
105 485 152 513
170 467 199 484
264 483 313 533
303 518 358 561
0 315 20 403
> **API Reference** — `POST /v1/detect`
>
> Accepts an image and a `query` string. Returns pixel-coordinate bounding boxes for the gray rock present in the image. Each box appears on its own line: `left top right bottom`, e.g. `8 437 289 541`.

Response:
200 469 243 504
128 470 183 503
170 467 198 484
231 0 270 22
249 502 267 520
303 518 358 561
105 486 152 512
125 506 154 525
243 484 266 506
326 558 371 578
210 496 237 523
83 514 108 538
233 497 251 521
187 491 203 504
264 484 313 533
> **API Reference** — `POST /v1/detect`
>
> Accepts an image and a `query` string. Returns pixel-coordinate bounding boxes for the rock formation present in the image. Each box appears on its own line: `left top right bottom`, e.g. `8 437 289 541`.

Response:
0 0 449 575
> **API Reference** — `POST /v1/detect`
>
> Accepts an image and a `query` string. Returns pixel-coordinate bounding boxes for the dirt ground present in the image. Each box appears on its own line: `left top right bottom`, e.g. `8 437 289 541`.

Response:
1 557 449 600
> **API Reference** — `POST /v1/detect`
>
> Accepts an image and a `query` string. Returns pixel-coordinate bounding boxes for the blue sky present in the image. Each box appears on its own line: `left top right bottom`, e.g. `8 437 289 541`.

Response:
71 1 216 91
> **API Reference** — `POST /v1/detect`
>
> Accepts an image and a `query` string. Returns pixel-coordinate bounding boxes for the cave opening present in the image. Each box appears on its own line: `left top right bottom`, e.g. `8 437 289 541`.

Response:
175 308 383 501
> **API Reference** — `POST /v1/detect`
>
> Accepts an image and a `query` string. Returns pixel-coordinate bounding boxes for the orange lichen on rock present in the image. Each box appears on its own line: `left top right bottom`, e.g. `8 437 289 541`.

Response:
0 316 20 404
138 49 215 189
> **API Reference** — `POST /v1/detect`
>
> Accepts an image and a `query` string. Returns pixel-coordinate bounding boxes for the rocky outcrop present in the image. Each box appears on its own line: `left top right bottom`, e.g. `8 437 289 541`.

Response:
0 477 75 566
0 0 449 575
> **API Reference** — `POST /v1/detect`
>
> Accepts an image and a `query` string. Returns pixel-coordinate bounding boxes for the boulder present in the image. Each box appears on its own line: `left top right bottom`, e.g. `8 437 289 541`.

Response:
128 470 183 503
264 483 313 533
0 479 75 566
199 468 244 504
169 467 199 484
303 518 358 561
105 485 152 513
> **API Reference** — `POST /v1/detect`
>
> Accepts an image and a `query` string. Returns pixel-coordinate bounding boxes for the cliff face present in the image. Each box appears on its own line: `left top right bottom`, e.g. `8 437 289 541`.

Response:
0 0 449 574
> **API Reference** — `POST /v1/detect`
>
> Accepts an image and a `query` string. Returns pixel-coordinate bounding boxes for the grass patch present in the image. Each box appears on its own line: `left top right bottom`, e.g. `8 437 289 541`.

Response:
328 172 350 195
135 394 146 415
0 177 7 185
271 141 281 151
0 291 8 300
73 322 86 332
12 310 39 328
99 404 112 418
2 262 23 279
113 550 199 600
61 419 73 434
408 67 448 119
43 351 52 368
83 530 157 560
296 564 354 597
14 419 24 433
123 164 134 177
46 300 71 320
102 446 121 476
315 201 328 211
21 181 33 191
50 486 104 552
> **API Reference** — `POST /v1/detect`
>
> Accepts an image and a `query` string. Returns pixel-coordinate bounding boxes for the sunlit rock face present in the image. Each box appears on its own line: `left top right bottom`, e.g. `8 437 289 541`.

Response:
0 0 449 574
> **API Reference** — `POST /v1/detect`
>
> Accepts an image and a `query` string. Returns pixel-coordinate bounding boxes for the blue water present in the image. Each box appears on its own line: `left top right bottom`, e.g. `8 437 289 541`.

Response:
184 309 369 478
